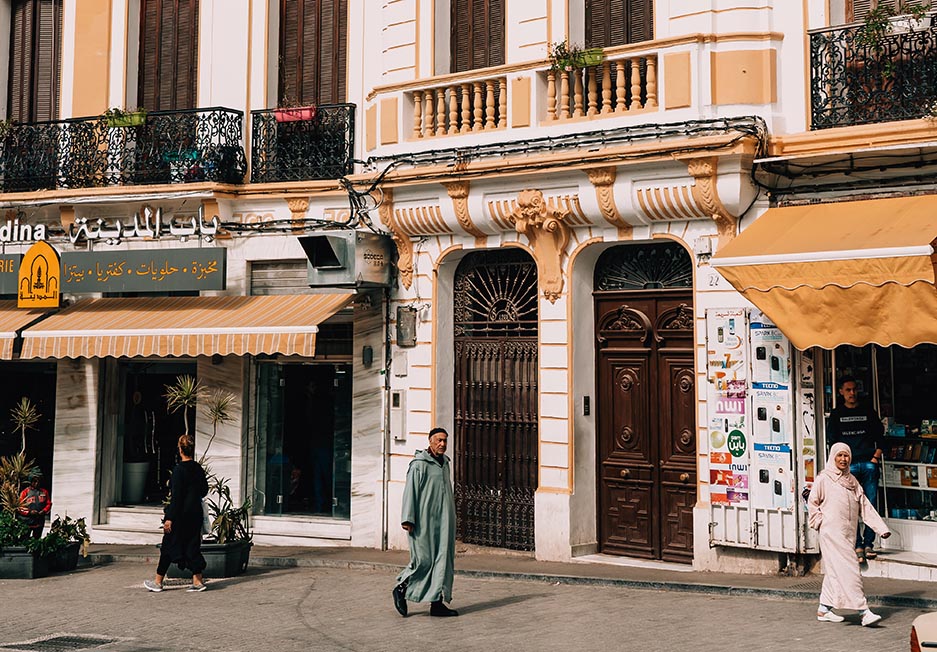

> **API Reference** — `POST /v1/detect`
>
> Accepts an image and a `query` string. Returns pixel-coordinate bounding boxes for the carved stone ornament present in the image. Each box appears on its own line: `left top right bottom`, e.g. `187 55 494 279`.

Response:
509 189 571 303
687 157 737 246
286 197 309 234
375 188 414 289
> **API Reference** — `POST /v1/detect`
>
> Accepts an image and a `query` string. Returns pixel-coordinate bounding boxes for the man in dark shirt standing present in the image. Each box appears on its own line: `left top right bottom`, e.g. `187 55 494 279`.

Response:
826 376 884 563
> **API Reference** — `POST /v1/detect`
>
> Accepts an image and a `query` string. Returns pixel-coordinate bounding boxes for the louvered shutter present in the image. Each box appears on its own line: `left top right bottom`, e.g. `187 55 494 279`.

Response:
849 0 877 22
7 0 61 123
138 0 198 111
586 0 653 47
279 0 347 106
450 0 504 73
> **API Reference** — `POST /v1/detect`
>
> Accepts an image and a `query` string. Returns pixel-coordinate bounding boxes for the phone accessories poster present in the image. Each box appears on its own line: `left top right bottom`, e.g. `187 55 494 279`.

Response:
752 390 791 445
752 443 794 510
705 308 747 396
709 398 749 505
750 311 790 388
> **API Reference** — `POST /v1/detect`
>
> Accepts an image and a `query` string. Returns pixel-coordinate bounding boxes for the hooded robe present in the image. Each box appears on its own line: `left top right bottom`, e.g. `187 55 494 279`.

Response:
395 449 456 603
808 442 889 610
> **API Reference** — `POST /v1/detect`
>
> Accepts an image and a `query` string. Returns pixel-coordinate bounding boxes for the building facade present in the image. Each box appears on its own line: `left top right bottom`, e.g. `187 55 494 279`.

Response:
2 0 935 580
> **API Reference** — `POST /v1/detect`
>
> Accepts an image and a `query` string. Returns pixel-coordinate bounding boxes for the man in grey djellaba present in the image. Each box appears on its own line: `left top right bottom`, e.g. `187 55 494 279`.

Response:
392 427 458 617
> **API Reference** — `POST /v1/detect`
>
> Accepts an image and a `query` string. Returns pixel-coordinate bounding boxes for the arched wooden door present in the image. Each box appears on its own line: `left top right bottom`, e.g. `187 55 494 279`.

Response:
453 249 538 550
594 242 696 562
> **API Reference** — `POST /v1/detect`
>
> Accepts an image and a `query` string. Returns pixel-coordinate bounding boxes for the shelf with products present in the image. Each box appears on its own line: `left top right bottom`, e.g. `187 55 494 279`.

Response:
883 434 937 464
880 461 937 521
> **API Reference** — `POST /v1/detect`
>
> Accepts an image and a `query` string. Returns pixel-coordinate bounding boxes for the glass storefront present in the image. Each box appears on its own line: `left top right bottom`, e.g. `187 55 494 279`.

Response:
117 361 195 505
254 362 352 519
823 344 937 521
0 362 57 478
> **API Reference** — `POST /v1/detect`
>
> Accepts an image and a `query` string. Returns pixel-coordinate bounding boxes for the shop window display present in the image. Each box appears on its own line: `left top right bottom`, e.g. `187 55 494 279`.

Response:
825 344 937 522
254 362 352 519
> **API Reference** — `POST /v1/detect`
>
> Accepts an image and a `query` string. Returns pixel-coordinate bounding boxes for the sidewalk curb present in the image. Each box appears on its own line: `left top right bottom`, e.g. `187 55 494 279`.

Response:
86 552 937 610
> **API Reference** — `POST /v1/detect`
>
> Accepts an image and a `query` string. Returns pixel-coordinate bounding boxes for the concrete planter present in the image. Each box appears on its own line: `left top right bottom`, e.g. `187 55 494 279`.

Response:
162 540 252 579
47 542 81 573
0 547 49 579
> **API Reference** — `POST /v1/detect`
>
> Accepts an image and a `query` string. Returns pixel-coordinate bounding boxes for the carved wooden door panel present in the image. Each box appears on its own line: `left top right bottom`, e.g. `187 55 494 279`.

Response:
594 243 696 562
453 250 538 550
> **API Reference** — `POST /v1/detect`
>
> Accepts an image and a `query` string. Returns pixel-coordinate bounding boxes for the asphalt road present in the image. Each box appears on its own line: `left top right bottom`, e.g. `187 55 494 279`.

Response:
0 562 925 652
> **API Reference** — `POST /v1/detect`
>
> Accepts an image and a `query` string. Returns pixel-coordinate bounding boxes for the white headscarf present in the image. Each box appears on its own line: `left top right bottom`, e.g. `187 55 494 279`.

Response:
822 442 861 493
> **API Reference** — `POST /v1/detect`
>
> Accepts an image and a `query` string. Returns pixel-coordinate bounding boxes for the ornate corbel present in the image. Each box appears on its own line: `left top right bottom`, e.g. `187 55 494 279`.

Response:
687 157 737 246
442 180 486 244
509 189 571 303
375 188 414 289
586 166 632 238
286 197 309 234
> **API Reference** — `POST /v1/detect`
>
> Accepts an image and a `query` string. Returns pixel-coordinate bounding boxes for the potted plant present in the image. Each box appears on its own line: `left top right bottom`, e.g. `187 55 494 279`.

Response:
548 41 604 71
274 94 317 123
40 514 90 572
103 106 147 128
164 374 202 436
10 396 39 454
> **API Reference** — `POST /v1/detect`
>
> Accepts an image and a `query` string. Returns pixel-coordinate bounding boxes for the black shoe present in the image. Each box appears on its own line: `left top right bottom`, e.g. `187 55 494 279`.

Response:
392 583 408 617
430 600 458 617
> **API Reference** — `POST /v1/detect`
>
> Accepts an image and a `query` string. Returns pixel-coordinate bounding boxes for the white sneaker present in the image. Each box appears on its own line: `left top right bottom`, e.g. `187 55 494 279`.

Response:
817 611 845 622
861 611 882 627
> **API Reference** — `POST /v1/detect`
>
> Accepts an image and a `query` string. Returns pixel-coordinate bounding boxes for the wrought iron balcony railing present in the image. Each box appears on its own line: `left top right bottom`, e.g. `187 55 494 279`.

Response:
0 107 246 192
810 19 937 129
250 103 355 183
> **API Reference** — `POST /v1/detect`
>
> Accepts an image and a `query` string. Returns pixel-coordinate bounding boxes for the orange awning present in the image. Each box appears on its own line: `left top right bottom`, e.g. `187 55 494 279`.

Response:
0 301 51 360
20 293 354 359
711 196 937 350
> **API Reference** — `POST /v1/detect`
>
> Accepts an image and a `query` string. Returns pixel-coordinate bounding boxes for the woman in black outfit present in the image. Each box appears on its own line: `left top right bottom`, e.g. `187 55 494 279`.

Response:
144 434 209 592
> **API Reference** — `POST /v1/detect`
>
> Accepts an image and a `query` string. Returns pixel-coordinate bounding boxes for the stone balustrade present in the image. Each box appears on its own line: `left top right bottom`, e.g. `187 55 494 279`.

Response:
409 76 507 139
546 54 658 122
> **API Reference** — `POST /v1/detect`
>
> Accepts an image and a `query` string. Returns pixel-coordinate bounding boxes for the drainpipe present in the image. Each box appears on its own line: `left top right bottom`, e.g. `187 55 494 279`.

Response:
381 286 392 550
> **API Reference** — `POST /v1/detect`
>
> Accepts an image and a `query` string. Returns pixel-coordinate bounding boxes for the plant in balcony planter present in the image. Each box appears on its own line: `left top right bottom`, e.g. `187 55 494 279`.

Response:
548 41 604 71
274 96 318 123
103 106 147 128
856 2 932 76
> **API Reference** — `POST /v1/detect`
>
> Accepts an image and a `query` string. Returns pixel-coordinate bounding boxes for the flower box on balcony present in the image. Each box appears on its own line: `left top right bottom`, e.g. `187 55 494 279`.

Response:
891 13 932 33
106 111 146 128
580 48 605 67
274 105 317 122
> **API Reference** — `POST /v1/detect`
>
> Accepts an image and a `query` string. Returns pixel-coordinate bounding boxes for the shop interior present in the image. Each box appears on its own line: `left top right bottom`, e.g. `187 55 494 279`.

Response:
823 344 937 522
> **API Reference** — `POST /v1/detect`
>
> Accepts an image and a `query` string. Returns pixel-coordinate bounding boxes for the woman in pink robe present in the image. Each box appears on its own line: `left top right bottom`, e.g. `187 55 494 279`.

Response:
808 442 890 626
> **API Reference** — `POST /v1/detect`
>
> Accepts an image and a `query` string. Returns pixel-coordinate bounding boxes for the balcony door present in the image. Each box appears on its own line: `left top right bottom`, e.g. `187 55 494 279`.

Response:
450 0 504 73
138 0 198 111
7 0 61 123
585 0 653 48
278 0 347 105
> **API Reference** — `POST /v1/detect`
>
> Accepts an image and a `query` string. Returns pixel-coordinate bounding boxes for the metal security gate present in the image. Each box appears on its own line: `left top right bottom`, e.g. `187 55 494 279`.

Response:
453 250 538 550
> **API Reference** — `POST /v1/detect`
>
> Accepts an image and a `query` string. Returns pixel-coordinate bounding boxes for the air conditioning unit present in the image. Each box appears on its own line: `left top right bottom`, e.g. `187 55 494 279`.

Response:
298 231 395 289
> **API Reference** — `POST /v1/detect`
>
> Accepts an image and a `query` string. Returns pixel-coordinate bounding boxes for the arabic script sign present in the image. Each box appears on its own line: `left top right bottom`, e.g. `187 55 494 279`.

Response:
68 205 220 244
61 248 226 293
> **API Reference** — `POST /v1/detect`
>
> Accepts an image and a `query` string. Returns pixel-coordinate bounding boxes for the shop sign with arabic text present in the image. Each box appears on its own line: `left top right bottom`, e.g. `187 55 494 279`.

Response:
61 248 226 293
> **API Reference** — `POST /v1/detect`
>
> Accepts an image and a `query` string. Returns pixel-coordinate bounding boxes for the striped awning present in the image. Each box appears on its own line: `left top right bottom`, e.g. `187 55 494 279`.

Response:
20 293 354 359
0 301 51 360
711 196 937 349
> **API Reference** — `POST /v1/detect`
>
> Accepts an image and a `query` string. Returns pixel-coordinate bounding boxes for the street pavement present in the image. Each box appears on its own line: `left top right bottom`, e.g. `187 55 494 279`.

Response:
0 545 932 652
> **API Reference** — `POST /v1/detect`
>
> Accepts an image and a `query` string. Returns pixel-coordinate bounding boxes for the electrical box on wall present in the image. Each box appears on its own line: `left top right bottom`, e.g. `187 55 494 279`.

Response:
390 389 406 441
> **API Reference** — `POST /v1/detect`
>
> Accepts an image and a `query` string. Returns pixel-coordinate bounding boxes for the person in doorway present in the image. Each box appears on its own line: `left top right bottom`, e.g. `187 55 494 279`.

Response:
18 468 51 539
144 434 209 593
808 442 890 626
392 427 458 618
826 375 885 562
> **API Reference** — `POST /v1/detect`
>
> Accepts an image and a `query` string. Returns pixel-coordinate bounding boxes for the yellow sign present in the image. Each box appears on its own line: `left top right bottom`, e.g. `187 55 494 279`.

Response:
18 241 60 308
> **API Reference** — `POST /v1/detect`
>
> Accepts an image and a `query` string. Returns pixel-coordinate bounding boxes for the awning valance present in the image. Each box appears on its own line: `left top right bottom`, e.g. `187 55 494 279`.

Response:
0 301 51 360
711 195 937 350
20 293 354 359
